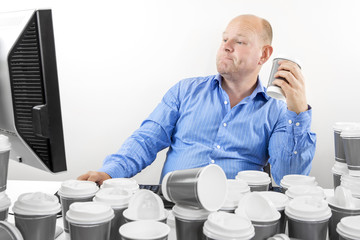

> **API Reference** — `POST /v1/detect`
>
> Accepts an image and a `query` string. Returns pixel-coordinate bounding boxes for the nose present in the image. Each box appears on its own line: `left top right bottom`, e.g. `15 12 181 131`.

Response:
223 40 234 53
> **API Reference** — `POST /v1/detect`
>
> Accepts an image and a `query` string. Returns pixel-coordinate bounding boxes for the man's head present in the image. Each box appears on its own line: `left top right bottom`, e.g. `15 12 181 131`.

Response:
216 14 273 80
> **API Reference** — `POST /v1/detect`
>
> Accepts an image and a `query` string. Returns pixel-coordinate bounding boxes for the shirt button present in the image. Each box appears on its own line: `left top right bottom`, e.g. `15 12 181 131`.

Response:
224 101 228 105
288 120 292 124
296 122 300 126
294 151 298 154
217 145 220 149
223 123 227 127
210 160 215 164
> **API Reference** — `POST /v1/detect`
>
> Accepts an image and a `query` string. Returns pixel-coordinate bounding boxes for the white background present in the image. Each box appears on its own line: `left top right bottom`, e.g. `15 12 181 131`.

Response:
4 0 360 188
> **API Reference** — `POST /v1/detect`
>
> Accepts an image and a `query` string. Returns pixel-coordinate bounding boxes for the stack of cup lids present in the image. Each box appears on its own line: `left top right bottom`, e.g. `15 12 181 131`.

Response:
220 179 250 212
337 215 360 240
93 187 132 209
123 189 168 222
203 211 255 240
341 175 360 199
235 170 271 191
280 174 317 192
101 178 139 193
285 185 325 199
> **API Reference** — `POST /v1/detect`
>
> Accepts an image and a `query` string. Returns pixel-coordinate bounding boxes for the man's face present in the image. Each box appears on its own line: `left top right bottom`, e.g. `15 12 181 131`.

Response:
216 17 264 77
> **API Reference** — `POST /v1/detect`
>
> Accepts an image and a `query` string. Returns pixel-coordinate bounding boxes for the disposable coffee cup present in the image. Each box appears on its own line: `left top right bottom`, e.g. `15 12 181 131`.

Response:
93 188 132 240
0 192 11 221
166 211 176 240
203 211 255 240
258 191 289 234
341 127 360 176
57 179 99 232
0 221 24 240
336 215 360 240
266 57 301 101
0 135 11 192
122 189 168 223
333 122 359 163
12 192 61 240
285 196 332 240
341 174 360 199
162 165 227 211
280 174 317 193
332 162 349 189
101 178 139 193
285 185 325 200
66 202 114 240
235 192 281 240
119 220 170 240
220 179 250 213
235 170 271 192
327 186 360 240
172 204 212 240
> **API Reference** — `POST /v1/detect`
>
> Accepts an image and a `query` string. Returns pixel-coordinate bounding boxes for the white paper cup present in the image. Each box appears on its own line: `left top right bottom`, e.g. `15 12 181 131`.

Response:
162 165 227 211
0 135 11 192
341 128 360 176
0 192 11 221
119 220 170 240
0 221 24 240
235 170 271 192
280 174 317 193
337 215 360 240
101 178 139 193
220 179 250 213
203 211 255 240
12 192 61 240
66 202 114 240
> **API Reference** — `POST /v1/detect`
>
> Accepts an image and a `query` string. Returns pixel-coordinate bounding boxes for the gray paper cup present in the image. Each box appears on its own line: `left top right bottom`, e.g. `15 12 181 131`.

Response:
162 165 227 211
341 128 360 176
235 170 271 192
0 192 11 221
333 123 358 163
337 215 360 240
0 221 24 240
119 220 170 240
252 219 279 240
66 202 114 240
0 135 11 193
14 214 57 240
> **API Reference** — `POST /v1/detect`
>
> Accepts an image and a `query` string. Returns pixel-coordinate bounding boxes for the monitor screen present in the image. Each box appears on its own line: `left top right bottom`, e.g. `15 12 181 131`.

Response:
0 9 66 173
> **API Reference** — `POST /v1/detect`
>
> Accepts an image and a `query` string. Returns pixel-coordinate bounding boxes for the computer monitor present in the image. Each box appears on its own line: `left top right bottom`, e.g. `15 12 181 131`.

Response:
0 9 66 173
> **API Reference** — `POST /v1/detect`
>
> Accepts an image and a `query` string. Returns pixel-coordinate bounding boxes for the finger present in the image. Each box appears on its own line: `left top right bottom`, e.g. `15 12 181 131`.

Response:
87 172 102 183
277 60 304 84
272 79 292 97
77 173 90 181
274 70 299 88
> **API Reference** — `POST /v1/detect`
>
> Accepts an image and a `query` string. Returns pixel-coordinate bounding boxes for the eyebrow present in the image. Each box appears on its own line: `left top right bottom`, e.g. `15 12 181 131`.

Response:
222 32 247 38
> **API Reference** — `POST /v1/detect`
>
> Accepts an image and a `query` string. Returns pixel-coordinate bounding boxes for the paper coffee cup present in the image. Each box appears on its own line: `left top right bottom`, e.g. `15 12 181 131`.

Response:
280 174 317 193
12 192 61 240
285 185 325 200
0 192 11 221
333 122 359 163
341 174 360 199
172 204 212 240
101 178 139 193
337 215 360 240
162 165 227 211
57 180 99 232
220 179 250 212
119 220 170 240
0 221 24 240
285 196 332 240
93 188 132 240
0 135 11 192
66 202 114 240
332 162 349 189
341 127 360 176
235 170 271 192
203 211 255 240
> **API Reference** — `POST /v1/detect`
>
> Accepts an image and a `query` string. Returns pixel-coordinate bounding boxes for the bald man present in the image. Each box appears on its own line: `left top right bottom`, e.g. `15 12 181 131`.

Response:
78 15 316 185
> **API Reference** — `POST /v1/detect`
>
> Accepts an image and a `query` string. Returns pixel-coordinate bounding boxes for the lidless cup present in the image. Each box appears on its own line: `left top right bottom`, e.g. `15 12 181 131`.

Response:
0 221 24 240
235 170 271 192
0 192 11 221
93 188 132 240
280 174 317 193
203 211 255 240
101 178 139 194
119 220 170 240
12 192 61 240
341 127 360 176
0 135 11 192
66 202 114 240
333 122 359 163
161 165 227 212
332 162 349 189
172 204 211 240
220 179 250 213
285 196 332 240
336 215 360 240
266 57 301 101
57 180 99 233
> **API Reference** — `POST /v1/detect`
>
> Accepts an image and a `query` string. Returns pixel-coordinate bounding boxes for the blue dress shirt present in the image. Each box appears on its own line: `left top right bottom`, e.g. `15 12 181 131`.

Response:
99 74 316 185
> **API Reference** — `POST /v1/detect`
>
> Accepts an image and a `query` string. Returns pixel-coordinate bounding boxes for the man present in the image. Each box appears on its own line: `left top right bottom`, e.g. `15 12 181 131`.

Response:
78 14 316 185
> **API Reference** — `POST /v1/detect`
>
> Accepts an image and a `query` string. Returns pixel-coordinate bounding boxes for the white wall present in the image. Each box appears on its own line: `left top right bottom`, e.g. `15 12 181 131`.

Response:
5 0 360 188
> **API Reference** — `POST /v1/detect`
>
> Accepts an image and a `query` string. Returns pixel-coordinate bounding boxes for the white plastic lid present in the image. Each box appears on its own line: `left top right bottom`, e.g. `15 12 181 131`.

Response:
93 188 132 208
285 185 325 200
235 192 280 222
341 175 360 197
337 215 360 239
332 162 349 175
258 191 289 211
221 179 250 209
66 202 114 225
0 192 11 211
333 122 359 132
0 221 24 240
12 192 61 215
341 127 360 138
203 211 255 240
280 174 317 189
119 220 170 240
235 170 271 186
172 204 212 221
285 196 332 222
0 135 11 152
101 178 139 193
57 180 99 198
123 189 167 221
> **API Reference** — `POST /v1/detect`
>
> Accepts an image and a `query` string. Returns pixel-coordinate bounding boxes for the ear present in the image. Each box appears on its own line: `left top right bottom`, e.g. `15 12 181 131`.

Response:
258 45 273 65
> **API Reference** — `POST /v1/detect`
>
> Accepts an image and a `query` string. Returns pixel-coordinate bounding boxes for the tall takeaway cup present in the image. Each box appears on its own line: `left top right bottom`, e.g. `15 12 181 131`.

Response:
333 122 358 163
0 135 11 192
119 220 170 240
337 215 360 240
235 170 271 192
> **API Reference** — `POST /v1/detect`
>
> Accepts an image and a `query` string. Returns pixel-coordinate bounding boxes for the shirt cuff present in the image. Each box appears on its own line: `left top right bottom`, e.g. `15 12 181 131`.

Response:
286 105 312 136
98 160 127 179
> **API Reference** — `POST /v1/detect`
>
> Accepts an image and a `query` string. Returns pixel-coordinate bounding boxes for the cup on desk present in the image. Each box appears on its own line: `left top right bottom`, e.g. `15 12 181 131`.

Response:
280 174 318 193
119 220 170 240
337 215 360 240
235 170 271 192
0 135 11 192
161 165 227 211
66 202 114 240
0 221 24 240
0 192 11 221
341 127 360 176
93 188 132 240
12 192 61 240
57 180 99 233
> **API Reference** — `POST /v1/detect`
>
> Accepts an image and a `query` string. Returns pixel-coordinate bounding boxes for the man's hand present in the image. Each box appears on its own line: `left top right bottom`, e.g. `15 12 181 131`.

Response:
272 60 308 114
77 171 111 186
